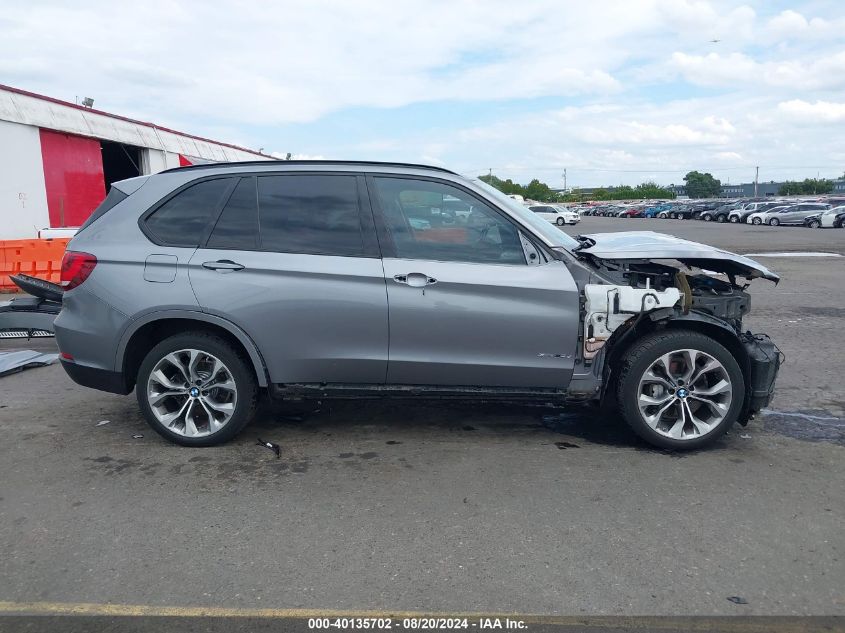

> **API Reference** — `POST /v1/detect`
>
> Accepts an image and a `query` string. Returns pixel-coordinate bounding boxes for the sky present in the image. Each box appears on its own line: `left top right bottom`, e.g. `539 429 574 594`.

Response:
1 0 844 189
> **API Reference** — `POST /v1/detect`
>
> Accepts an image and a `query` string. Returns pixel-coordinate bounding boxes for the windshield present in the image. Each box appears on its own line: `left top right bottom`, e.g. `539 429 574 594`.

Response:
468 178 580 249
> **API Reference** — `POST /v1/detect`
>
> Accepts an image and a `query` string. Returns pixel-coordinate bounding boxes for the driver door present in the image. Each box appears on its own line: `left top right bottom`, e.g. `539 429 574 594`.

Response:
368 176 580 389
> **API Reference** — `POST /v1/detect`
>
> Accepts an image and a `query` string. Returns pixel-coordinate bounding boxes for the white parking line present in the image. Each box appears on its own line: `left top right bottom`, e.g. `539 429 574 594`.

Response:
744 252 842 257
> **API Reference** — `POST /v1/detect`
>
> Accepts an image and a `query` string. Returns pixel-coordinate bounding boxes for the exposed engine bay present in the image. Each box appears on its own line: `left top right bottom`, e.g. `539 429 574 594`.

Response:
580 258 752 362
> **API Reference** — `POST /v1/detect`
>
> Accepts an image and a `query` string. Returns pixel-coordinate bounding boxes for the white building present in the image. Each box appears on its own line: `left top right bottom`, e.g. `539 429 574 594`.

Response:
0 83 272 239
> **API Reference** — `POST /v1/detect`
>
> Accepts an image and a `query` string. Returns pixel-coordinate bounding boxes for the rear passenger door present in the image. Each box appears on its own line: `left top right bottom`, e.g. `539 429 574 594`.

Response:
188 173 389 384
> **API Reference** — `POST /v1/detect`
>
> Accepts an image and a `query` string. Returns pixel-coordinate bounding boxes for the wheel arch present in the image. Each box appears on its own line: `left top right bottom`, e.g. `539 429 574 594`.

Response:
599 311 751 416
116 311 269 392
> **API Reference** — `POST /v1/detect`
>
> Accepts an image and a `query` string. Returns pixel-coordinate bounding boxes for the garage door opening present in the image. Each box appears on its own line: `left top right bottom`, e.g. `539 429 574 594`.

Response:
101 141 142 191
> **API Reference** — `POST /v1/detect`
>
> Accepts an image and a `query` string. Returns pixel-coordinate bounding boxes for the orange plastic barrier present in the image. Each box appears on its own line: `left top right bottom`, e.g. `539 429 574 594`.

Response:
0 238 71 292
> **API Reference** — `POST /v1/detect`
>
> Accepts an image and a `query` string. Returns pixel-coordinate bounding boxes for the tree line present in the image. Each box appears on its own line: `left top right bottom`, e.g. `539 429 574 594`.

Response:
477 174 676 202
479 171 840 201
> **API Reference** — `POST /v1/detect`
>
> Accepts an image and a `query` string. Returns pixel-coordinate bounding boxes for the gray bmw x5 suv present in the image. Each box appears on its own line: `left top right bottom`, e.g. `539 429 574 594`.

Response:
55 160 781 450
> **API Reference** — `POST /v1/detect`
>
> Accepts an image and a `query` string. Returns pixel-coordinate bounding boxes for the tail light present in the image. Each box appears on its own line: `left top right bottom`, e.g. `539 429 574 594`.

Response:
61 251 97 290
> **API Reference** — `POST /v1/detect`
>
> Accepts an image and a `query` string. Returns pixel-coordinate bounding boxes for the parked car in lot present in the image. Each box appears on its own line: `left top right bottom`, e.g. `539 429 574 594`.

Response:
753 203 830 226
643 203 672 218
700 201 741 223
670 205 696 219
746 205 789 225
618 206 645 218
528 204 580 225
52 160 782 450
729 201 781 224
805 205 845 228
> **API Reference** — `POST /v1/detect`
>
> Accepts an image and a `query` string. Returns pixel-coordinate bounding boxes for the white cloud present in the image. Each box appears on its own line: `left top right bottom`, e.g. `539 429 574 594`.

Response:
778 100 845 123
766 9 811 37
669 50 845 91
1 0 843 186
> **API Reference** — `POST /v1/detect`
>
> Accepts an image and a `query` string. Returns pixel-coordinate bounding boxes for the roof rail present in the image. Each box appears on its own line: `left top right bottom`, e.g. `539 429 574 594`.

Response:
160 159 458 175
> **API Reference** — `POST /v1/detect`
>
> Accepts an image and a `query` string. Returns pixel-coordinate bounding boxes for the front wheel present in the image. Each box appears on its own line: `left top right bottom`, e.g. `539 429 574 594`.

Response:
136 332 258 446
658 212 668 219
751 217 762 225
717 214 726 223
729 216 739 223
807 219 821 229
702 213 712 222
616 330 745 450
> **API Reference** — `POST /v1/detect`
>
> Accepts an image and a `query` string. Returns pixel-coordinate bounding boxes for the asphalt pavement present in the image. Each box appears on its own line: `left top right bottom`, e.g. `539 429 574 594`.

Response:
0 218 843 619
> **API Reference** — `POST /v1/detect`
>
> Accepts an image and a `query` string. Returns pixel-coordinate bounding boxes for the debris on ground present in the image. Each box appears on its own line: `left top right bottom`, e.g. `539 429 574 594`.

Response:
726 596 749 605
740 434 752 439
554 441 581 449
96 420 110 427
132 434 144 439
256 438 281 458
386 440 402 445
462 425 476 431
0 350 59 377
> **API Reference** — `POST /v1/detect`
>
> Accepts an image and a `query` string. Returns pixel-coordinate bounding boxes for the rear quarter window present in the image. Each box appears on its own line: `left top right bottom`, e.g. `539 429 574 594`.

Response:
207 177 259 250
144 178 233 247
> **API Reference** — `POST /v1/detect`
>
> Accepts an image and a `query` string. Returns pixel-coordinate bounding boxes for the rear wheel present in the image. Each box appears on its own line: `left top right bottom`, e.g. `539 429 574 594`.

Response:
717 214 726 223
729 216 739 223
769 217 780 226
556 217 565 226
658 212 668 219
136 332 258 446
616 330 744 450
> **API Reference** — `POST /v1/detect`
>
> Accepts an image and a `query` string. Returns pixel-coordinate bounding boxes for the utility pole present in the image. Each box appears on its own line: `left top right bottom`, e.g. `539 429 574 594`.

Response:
488 168 492 182
754 166 759 198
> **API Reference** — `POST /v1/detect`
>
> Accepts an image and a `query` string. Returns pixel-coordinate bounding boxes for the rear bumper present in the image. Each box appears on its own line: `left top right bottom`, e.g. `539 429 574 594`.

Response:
60 359 131 395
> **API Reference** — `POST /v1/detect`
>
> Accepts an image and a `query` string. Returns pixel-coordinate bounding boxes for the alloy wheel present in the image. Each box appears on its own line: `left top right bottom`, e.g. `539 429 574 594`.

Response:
146 349 238 438
636 348 732 441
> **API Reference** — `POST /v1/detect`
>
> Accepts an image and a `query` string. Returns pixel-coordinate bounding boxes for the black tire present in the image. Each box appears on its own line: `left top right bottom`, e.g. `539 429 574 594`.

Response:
556 217 565 226
136 332 258 447
769 217 780 226
751 217 762 225
702 213 712 222
729 216 739 223
615 330 745 450
807 220 821 229
717 214 726 223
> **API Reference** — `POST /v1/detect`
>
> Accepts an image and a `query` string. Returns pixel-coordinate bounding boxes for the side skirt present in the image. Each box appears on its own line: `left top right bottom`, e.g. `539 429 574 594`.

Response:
269 382 570 403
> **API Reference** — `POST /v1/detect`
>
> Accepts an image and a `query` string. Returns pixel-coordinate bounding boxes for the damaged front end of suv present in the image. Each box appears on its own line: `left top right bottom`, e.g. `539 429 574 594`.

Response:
560 231 782 449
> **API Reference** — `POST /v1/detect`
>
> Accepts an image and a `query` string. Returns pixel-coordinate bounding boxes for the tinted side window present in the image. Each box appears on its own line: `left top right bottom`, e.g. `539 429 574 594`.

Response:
207 177 258 250
258 175 364 256
373 177 525 265
145 178 232 247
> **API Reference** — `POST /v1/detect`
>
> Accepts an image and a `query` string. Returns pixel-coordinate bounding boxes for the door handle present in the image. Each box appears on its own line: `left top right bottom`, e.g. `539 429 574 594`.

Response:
202 259 245 272
393 272 437 288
